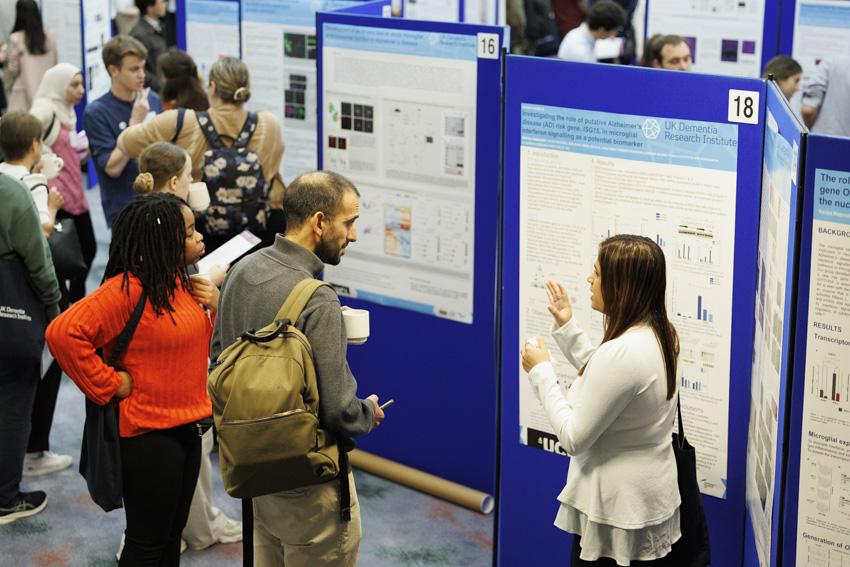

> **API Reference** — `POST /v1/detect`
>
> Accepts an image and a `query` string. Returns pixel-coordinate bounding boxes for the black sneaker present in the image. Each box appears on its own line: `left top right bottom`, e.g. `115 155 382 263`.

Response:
0 491 47 525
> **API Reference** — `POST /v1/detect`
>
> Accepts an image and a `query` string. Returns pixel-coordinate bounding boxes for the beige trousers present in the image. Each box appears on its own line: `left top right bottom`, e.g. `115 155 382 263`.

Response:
253 473 361 567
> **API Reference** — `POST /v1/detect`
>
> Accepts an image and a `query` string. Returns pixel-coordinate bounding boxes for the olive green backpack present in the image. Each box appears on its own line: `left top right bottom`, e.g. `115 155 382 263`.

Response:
208 279 345 503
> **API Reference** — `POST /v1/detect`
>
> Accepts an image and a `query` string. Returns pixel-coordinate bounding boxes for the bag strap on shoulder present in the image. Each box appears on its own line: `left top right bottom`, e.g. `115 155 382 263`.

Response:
195 111 225 149
676 393 687 448
106 289 148 367
274 279 329 325
171 107 186 143
232 112 258 149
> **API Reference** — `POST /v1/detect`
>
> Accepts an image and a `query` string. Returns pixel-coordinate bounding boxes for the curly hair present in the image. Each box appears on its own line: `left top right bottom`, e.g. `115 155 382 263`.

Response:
104 193 192 316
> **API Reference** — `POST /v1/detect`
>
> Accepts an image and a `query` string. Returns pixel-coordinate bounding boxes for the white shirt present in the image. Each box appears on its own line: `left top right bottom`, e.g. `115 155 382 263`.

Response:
528 319 681 563
557 23 595 62
0 162 51 225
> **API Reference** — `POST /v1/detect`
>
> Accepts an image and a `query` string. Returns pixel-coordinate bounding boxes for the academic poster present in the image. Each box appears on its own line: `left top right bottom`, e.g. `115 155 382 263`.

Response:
321 23 479 323
42 0 83 70
518 106 739 498
403 0 460 22
186 0 240 80
82 0 111 100
646 0 765 77
795 164 850 567
745 102 801 566
240 0 358 182
792 0 850 74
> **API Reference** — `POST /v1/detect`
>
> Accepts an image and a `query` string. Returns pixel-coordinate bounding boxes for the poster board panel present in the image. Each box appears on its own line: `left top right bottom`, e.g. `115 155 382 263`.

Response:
240 0 362 183
317 11 504 493
498 56 764 566
783 132 850 567
744 80 807 567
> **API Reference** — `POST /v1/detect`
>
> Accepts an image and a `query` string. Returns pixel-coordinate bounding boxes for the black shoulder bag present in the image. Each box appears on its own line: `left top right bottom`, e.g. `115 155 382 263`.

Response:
669 394 711 567
79 290 147 512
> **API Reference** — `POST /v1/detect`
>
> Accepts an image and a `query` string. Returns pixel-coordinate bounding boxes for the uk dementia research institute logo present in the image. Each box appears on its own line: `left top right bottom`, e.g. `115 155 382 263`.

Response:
642 118 661 140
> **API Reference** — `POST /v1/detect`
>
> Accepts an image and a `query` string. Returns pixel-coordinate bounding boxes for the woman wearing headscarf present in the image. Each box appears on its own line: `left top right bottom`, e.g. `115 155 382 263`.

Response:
30 63 96 303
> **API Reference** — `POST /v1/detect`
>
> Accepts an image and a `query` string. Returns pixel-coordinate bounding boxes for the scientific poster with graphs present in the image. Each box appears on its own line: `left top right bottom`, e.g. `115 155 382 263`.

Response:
517 104 739 498
81 0 112 100
241 0 359 182
792 136 850 567
646 0 765 77
320 22 480 323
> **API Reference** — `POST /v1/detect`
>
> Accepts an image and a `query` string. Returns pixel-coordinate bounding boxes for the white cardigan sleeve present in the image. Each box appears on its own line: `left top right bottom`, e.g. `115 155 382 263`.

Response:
528 329 641 456
551 318 596 370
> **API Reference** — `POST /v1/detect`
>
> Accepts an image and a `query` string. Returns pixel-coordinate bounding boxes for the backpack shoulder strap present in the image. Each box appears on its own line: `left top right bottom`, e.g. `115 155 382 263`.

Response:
171 107 186 143
232 112 259 149
195 111 224 149
274 279 329 325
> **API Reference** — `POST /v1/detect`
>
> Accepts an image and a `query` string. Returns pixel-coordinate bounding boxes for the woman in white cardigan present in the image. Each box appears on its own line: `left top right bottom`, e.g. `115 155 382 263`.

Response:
521 234 681 566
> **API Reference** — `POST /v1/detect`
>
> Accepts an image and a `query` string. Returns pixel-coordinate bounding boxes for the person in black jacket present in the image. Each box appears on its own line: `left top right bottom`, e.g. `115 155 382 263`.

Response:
129 0 170 91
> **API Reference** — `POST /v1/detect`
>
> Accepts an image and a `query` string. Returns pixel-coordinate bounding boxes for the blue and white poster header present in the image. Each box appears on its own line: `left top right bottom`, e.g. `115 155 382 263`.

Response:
813 168 850 226
186 0 239 25
323 23 477 60
521 104 739 172
243 0 362 26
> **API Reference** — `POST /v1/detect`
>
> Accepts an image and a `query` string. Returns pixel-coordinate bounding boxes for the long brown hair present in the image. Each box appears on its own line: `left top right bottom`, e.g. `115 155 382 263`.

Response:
158 49 210 111
591 235 679 399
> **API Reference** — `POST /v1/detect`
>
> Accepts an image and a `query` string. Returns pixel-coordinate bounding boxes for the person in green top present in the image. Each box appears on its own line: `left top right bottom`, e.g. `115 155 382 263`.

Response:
0 110 61 526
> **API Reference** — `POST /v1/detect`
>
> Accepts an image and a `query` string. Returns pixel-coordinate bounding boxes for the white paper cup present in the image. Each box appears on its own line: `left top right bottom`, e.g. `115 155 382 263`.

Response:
39 153 64 180
187 181 211 211
343 308 370 344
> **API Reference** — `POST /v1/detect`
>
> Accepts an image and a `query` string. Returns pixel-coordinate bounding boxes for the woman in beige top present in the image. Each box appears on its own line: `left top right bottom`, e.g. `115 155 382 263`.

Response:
1 0 57 112
117 56 285 251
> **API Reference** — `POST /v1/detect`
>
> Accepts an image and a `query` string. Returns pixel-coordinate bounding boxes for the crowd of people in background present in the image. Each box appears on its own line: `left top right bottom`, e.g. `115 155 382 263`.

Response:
503 0 849 135
0 1 384 564
0 0 848 564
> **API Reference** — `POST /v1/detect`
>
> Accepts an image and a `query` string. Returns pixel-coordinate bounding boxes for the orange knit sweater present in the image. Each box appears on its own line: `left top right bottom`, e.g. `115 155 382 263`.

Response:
46 274 213 437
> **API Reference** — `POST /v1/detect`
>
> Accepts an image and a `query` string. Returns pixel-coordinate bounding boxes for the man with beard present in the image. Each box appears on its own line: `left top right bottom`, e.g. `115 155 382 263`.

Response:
210 170 384 567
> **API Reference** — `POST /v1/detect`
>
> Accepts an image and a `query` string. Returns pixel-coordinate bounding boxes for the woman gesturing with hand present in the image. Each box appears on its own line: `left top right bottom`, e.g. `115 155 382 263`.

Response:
520 236 681 567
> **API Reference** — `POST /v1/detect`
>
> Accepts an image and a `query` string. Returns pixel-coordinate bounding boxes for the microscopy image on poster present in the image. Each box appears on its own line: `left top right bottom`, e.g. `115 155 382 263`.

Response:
746 111 796 566
186 0 240 80
518 104 740 498
793 1 850 74
241 0 358 182
647 0 764 77
795 167 850 567
321 23 479 323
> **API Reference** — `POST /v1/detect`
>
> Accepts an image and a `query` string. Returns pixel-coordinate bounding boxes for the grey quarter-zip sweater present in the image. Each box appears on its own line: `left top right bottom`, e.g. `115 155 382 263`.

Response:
210 235 375 450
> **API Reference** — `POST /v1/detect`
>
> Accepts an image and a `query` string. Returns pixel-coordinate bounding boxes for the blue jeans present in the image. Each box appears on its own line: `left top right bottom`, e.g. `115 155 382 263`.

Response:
0 359 40 504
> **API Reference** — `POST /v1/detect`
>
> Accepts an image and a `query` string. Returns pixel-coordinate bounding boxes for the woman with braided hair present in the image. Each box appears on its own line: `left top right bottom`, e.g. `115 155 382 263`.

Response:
46 193 218 566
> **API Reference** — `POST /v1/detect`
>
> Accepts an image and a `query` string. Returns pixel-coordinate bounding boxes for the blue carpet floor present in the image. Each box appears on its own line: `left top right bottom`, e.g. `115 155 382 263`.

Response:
0 185 493 566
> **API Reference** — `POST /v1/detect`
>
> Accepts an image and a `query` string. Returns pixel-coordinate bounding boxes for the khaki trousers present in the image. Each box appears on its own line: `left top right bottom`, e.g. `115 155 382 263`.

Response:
253 473 361 567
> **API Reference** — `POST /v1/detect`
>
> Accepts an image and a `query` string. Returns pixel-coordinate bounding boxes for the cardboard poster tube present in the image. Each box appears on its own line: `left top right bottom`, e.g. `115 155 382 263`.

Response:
349 449 495 515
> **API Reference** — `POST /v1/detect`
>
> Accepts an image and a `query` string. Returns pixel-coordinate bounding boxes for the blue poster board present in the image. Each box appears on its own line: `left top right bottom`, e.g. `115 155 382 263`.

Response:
316 10 505 494
498 56 765 566
783 132 850 567
743 80 807 567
